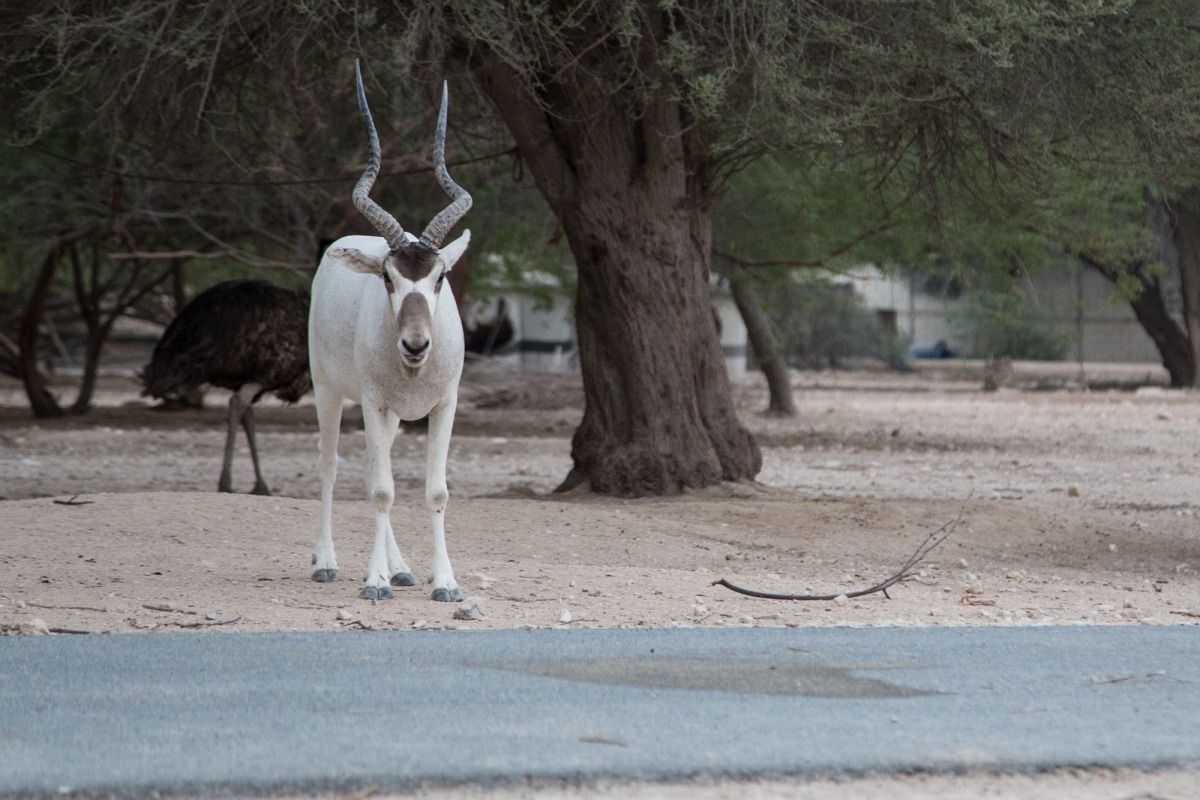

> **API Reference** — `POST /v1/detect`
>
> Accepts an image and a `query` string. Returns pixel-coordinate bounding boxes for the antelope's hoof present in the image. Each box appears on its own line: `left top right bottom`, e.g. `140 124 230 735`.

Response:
390 571 416 587
360 585 394 601
431 587 463 603
251 484 272 496
311 568 339 583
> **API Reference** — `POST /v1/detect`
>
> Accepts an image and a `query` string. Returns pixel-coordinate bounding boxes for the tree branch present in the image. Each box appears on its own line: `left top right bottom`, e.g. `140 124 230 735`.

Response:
716 219 898 271
470 54 576 213
713 500 966 601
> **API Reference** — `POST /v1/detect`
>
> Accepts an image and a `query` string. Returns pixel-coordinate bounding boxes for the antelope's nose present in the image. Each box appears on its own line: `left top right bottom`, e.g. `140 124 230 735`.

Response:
402 338 430 358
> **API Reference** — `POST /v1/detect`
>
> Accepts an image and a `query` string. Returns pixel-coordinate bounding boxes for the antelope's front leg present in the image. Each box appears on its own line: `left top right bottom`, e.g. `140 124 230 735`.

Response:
426 397 462 602
311 382 343 583
359 403 410 600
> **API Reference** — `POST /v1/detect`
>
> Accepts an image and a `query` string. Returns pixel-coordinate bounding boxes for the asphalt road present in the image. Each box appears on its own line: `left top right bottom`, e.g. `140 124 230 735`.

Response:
2 625 1198 796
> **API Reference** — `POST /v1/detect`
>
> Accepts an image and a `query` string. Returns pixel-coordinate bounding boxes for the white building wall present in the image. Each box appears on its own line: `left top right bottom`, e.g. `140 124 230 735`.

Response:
468 287 749 380
844 263 1163 363
713 293 748 382
1027 265 1163 363
843 266 970 355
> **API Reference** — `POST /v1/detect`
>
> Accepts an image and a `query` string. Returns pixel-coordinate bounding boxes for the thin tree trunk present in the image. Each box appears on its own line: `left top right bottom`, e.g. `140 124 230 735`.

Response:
1167 188 1200 387
68 241 102 415
729 270 797 417
1076 251 1195 387
1126 276 1196 386
19 237 76 417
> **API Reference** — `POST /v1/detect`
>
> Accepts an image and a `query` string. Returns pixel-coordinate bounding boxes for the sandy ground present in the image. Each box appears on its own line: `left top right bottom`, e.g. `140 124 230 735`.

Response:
2 359 1199 798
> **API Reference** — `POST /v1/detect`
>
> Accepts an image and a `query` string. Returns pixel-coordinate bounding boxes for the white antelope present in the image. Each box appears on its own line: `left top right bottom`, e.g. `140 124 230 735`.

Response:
308 62 472 601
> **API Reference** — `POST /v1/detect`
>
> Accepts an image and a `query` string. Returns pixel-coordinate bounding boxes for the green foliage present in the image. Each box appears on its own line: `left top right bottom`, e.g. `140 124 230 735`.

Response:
455 159 576 303
951 288 1070 361
764 276 909 370
3 0 1200 356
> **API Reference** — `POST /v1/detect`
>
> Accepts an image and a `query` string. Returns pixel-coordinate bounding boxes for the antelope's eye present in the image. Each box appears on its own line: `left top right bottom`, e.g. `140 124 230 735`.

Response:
435 271 446 291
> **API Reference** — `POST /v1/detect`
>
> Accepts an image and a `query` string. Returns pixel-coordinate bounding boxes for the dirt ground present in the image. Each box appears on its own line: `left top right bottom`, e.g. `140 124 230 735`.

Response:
2 359 1198 798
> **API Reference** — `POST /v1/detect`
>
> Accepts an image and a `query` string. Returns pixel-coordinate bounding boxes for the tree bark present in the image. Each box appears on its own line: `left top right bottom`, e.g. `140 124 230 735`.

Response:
471 53 760 497
68 240 102 415
1125 276 1196 387
729 271 797 417
1167 188 1200 387
1076 251 1195 387
19 237 73 417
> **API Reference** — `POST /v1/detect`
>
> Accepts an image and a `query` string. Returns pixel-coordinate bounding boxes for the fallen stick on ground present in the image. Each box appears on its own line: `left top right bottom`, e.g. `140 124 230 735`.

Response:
713 501 966 601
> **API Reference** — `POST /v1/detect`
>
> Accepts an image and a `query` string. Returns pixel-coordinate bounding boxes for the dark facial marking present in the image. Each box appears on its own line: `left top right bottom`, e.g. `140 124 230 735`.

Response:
390 242 441 283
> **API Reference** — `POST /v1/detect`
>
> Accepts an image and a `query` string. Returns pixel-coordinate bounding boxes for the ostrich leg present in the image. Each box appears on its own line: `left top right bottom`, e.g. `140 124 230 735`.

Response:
241 398 271 496
219 390 243 493
220 386 270 495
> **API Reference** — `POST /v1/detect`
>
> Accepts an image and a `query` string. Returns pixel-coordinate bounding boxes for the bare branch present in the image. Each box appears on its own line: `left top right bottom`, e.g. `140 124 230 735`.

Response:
108 250 232 261
716 218 898 271
713 500 967 601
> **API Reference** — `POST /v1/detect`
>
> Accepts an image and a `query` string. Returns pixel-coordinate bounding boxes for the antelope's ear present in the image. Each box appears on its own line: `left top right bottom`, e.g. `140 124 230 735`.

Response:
327 246 383 275
438 230 471 273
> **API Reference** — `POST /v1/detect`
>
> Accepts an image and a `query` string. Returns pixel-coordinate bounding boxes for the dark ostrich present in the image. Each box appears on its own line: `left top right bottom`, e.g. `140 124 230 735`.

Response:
141 279 312 495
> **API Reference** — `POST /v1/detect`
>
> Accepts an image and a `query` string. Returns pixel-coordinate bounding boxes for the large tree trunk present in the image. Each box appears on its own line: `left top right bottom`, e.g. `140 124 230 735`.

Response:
557 182 761 495
473 56 761 497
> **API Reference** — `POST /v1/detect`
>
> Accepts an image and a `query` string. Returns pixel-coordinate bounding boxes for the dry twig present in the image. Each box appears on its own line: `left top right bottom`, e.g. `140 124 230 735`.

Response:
26 602 110 612
172 616 241 629
713 501 966 601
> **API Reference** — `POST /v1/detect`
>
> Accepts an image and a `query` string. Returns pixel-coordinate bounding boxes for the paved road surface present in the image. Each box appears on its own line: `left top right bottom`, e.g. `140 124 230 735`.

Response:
2 626 1198 796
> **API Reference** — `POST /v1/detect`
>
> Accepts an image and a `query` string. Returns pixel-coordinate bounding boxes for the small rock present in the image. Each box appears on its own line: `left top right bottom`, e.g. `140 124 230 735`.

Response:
833 594 849 607
336 609 353 621
412 619 428 629
559 608 573 624
20 618 50 635
1067 486 1080 497
692 604 708 617
453 601 486 621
